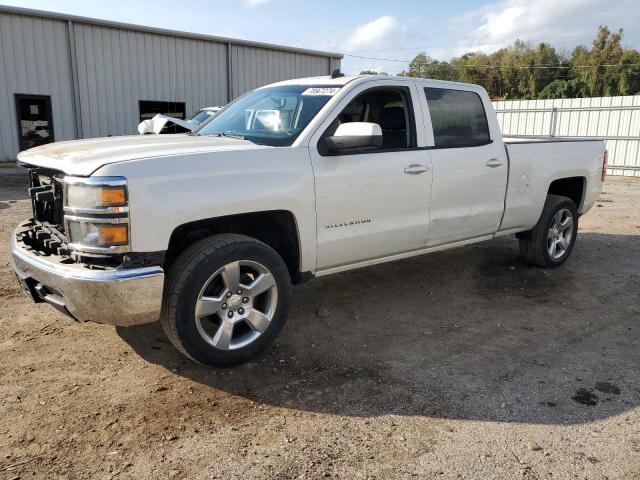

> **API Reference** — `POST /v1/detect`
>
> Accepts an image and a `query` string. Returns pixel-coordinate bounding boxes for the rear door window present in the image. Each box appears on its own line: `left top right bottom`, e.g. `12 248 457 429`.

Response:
424 88 490 148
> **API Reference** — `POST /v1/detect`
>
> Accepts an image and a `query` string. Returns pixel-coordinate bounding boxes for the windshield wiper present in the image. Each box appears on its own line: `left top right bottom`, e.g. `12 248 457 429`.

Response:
219 133 246 140
196 132 246 140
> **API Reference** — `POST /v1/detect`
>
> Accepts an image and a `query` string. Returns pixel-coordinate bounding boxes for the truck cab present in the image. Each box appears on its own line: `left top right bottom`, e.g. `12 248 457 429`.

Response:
305 75 510 271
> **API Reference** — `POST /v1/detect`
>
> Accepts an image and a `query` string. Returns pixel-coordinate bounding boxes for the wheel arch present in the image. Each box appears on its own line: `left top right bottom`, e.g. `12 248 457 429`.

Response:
547 176 586 211
165 210 306 284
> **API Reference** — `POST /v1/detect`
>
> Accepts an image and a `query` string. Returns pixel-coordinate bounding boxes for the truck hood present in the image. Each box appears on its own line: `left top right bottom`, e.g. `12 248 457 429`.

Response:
16 134 267 176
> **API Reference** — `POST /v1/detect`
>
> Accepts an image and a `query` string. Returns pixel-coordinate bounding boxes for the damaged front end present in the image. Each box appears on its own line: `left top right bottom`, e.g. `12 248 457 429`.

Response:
23 167 70 256
11 164 165 326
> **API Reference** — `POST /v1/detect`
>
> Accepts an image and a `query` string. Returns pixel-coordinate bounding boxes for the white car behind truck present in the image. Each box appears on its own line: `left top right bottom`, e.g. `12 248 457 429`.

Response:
137 106 222 134
11 74 607 367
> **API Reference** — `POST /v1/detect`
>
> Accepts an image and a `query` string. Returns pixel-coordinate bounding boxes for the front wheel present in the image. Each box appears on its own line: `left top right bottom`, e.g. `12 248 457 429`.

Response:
519 194 578 268
161 234 291 367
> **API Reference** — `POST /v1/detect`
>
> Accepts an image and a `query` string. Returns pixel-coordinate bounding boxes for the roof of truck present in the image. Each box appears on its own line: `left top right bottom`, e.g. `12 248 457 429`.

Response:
267 75 364 87
267 74 485 92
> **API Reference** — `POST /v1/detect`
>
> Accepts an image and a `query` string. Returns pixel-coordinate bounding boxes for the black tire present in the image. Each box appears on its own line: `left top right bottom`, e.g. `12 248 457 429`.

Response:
161 234 291 367
519 194 579 268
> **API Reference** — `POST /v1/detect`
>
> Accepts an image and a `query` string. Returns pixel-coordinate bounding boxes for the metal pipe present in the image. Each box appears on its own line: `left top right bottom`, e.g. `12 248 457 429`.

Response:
503 135 640 141
608 164 640 171
495 106 640 113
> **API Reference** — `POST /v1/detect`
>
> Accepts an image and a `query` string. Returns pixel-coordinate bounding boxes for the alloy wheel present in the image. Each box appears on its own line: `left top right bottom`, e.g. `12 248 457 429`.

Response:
194 260 278 350
547 208 574 260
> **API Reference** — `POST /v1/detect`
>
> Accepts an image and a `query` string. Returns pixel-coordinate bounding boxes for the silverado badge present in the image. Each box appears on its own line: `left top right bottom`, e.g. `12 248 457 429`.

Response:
325 218 372 229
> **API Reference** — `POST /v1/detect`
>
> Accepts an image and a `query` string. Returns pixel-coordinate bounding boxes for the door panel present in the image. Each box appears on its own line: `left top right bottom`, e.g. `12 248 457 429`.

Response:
418 86 508 246
309 81 432 271
312 150 432 269
427 143 507 246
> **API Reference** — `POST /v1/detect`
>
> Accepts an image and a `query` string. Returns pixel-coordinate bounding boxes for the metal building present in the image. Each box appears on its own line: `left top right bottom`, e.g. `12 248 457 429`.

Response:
0 6 342 161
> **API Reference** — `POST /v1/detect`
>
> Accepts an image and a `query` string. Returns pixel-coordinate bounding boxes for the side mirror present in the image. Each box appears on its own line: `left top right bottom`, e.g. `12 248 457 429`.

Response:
324 122 383 153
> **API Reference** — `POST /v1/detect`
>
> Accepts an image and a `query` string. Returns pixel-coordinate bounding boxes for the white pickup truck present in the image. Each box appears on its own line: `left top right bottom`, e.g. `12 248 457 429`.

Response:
11 74 607 367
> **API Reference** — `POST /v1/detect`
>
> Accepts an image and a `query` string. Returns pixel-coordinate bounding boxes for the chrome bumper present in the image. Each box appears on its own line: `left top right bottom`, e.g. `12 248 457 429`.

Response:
11 223 164 326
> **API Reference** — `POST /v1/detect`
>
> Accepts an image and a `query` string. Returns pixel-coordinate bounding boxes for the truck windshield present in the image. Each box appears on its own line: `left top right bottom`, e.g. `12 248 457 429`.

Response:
194 85 341 146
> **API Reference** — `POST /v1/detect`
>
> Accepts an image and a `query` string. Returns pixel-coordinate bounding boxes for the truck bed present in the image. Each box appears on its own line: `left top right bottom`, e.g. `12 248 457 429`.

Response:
499 138 605 233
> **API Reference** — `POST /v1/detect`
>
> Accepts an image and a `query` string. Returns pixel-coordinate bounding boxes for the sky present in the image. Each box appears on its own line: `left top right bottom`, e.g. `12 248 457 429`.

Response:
1 0 639 74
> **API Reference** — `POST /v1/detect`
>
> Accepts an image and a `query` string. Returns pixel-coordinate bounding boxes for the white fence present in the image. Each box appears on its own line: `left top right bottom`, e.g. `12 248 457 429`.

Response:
492 96 640 177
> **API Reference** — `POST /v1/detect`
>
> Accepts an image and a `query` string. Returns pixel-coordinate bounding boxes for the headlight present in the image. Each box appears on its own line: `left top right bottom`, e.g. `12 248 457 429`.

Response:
66 183 127 208
65 177 127 209
63 177 130 254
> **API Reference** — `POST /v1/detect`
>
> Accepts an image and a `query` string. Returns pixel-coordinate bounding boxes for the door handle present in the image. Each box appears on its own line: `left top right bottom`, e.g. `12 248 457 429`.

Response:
404 164 430 175
486 158 504 168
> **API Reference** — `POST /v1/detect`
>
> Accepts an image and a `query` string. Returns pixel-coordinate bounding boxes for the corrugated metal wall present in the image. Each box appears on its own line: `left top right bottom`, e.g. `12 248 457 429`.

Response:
229 44 335 99
0 12 76 160
0 8 340 160
71 23 230 138
493 96 640 177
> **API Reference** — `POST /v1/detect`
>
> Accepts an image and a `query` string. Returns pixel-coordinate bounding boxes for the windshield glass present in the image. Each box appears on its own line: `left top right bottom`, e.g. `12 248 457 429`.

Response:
194 85 341 146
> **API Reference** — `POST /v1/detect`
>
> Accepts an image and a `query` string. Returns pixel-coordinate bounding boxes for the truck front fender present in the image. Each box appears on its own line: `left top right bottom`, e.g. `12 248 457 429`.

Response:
94 147 317 273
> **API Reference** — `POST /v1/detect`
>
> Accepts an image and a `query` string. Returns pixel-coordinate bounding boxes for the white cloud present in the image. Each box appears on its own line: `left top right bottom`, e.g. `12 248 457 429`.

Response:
477 4 527 40
343 16 406 52
320 16 409 74
468 0 640 50
244 0 269 6
301 0 640 75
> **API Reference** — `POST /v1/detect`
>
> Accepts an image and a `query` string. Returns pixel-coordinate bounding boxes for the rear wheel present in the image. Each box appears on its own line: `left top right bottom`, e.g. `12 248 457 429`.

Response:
519 195 578 268
161 234 291 367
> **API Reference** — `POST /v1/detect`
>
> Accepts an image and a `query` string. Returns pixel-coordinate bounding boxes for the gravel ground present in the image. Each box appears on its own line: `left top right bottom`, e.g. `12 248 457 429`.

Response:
1 168 639 479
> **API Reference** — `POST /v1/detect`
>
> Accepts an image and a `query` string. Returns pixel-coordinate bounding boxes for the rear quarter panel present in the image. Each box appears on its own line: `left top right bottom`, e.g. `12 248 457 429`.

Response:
93 147 317 272
500 140 605 232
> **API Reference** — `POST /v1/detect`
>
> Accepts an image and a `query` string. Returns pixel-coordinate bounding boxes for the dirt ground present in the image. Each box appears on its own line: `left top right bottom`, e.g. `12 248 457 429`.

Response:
1 168 639 480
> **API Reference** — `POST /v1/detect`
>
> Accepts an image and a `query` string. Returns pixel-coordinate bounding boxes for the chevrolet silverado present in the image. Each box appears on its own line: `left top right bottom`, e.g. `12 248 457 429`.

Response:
11 74 607 366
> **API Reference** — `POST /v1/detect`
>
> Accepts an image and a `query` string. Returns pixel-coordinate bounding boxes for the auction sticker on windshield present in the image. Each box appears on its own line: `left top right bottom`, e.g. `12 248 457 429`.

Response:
301 87 341 96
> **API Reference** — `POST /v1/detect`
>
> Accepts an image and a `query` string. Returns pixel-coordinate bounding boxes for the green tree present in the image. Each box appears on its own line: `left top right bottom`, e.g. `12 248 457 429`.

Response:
586 26 624 96
400 26 640 99
530 43 566 96
619 49 640 95
451 52 492 90
400 53 457 80
538 78 589 99
569 45 591 93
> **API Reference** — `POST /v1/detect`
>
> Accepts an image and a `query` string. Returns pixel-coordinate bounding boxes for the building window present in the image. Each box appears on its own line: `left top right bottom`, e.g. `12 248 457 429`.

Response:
15 94 54 151
139 101 186 122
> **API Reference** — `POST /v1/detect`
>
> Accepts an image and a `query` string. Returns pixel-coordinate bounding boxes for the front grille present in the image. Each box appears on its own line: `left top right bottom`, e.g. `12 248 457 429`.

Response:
27 167 66 228
19 165 69 256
